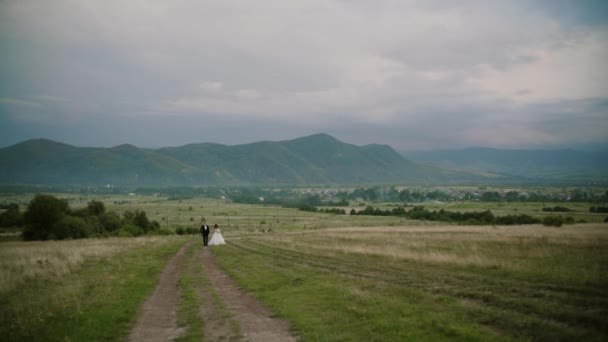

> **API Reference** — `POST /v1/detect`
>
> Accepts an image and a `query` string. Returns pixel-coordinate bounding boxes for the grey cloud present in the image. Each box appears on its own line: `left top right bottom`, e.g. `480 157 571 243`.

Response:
0 0 606 150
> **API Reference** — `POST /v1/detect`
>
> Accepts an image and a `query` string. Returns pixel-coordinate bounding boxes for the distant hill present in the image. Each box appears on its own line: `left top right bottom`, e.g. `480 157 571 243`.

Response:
0 134 488 186
403 147 608 182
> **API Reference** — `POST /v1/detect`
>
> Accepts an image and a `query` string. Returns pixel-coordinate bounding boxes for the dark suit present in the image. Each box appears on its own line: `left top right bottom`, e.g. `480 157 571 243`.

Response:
200 224 210 246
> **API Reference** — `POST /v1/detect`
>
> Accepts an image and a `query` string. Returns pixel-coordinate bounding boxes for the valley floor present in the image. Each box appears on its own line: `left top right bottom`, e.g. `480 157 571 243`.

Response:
1 223 607 341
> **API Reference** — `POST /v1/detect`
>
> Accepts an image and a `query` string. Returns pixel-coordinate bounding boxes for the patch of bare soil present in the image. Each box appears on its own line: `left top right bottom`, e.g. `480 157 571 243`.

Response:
201 247 297 342
128 242 191 342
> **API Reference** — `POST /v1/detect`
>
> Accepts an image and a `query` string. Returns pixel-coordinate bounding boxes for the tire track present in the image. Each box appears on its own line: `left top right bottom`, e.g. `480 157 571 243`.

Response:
229 239 608 335
129 242 192 342
201 247 297 341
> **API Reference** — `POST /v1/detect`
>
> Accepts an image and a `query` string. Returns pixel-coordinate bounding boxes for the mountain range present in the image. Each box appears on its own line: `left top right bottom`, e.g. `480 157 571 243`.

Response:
403 147 608 182
2 134 605 186
0 134 481 186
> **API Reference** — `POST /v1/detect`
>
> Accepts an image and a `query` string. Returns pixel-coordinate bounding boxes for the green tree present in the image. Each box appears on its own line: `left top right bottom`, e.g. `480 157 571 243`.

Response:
52 215 91 240
0 203 24 227
87 200 106 216
123 209 153 233
23 194 69 240
99 211 121 233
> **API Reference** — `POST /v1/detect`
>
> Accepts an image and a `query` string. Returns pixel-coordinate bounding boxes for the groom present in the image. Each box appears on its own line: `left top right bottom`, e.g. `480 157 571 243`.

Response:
200 222 210 246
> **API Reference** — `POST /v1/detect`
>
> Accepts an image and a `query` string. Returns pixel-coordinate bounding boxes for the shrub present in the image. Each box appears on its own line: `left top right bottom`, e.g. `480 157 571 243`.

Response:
51 216 91 240
100 212 121 233
117 224 143 237
23 194 69 240
122 210 152 232
542 215 564 227
185 227 199 235
156 228 174 235
87 200 106 216
0 203 24 227
542 206 573 212
175 227 185 235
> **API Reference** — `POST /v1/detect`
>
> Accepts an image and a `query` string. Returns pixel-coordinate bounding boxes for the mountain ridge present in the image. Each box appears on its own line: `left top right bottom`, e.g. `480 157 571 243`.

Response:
403 147 608 182
0 134 487 186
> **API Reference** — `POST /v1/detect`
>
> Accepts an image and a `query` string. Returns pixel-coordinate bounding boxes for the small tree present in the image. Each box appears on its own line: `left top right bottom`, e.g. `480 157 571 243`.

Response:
23 194 69 240
122 209 153 233
100 211 121 233
52 215 91 240
0 203 24 227
542 215 564 227
87 200 106 216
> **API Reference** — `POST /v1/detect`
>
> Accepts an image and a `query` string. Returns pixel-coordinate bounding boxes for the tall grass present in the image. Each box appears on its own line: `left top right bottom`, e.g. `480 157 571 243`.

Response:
257 224 608 286
0 237 170 293
0 236 187 341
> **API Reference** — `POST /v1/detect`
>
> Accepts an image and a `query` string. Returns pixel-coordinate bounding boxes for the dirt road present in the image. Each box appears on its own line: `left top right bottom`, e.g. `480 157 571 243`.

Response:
129 241 296 341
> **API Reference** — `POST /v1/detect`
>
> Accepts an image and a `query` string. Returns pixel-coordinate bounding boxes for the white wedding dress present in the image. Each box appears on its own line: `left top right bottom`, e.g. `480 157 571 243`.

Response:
208 229 226 246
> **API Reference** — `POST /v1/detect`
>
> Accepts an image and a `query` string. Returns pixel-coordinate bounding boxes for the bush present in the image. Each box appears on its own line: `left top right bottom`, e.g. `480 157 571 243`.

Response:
51 216 91 240
175 227 185 235
100 212 121 233
156 228 174 235
87 200 106 216
0 203 24 227
118 224 143 237
542 215 564 227
542 206 573 212
185 227 199 235
23 194 69 240
123 210 153 233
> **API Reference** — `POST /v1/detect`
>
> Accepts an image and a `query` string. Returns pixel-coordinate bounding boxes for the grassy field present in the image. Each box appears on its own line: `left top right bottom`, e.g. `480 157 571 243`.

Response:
214 223 608 341
2 192 606 236
1 192 607 340
0 236 187 341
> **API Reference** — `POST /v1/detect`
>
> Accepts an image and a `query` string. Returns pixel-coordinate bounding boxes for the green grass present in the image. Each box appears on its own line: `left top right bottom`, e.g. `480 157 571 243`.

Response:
3 191 607 234
175 239 241 341
213 224 608 341
0 237 187 341
176 242 205 341
1 191 607 340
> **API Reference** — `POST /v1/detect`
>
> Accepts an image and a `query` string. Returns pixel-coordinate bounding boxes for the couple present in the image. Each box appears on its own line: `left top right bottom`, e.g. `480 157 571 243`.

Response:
200 223 225 246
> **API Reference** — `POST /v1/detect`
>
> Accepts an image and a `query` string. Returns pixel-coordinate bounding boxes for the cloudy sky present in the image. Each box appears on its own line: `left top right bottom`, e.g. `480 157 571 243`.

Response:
1 0 607 151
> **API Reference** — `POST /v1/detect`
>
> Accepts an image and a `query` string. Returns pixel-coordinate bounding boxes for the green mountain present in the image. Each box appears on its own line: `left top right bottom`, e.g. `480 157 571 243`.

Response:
0 134 488 186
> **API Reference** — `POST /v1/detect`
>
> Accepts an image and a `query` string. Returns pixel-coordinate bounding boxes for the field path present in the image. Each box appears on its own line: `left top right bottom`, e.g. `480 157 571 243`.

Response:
129 241 296 341
128 242 191 342
201 247 297 342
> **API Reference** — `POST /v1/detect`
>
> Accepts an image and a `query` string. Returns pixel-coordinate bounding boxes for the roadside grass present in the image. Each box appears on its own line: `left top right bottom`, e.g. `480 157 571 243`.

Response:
0 237 174 293
213 223 608 341
0 236 187 341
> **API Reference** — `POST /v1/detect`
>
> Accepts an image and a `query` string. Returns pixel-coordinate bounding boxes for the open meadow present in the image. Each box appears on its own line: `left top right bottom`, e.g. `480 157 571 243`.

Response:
214 223 608 340
1 192 607 340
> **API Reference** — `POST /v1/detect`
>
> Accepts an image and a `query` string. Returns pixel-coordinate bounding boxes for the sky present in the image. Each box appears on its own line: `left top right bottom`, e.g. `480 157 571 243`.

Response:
1 0 607 151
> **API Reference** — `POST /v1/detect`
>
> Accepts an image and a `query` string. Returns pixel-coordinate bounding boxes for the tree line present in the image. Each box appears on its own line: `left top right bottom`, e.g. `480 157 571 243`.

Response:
0 194 164 240
349 205 578 227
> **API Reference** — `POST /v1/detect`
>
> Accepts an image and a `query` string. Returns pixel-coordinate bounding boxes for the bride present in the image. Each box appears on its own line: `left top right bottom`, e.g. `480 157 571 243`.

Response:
208 224 225 246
